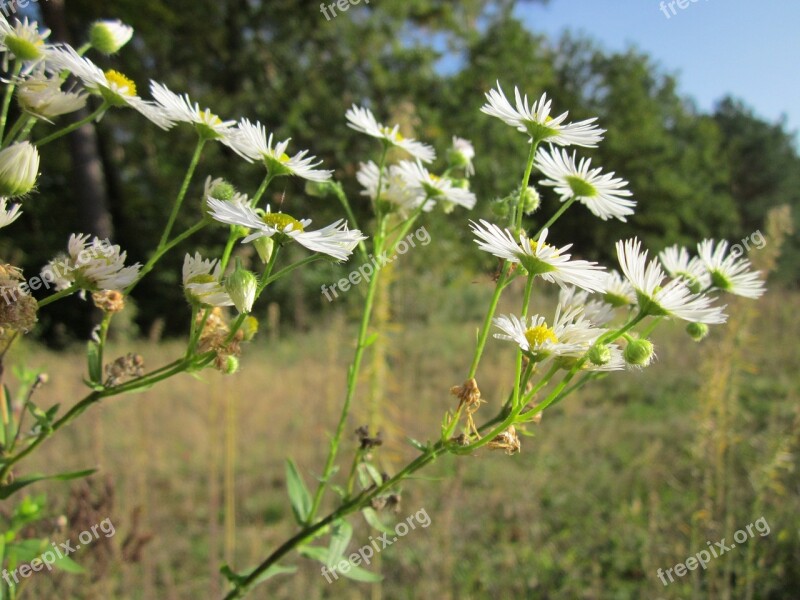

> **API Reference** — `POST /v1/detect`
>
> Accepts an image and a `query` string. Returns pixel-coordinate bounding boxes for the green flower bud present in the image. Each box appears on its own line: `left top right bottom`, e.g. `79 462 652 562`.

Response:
89 20 134 55
225 260 258 314
686 322 709 342
623 338 655 367
3 21 47 62
207 179 236 201
520 185 541 215
240 316 259 341
0 142 40 197
588 344 612 367
222 355 239 375
491 198 511 218
253 236 275 264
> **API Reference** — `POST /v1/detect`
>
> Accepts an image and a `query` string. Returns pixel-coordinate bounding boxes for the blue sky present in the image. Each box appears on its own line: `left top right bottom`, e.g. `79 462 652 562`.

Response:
515 0 799 140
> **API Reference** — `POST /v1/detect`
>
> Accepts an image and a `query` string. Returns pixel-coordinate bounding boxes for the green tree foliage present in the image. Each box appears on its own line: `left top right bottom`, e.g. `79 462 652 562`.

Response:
713 97 800 283
6 0 796 339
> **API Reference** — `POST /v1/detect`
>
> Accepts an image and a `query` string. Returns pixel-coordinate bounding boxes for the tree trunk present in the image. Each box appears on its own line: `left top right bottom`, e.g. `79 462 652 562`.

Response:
40 0 114 240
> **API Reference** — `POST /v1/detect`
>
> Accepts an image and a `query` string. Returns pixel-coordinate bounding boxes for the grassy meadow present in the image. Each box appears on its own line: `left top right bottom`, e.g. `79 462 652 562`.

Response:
9 278 800 599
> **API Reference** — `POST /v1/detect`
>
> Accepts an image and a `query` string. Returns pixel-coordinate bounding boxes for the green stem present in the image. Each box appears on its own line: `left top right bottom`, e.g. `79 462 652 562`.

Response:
127 220 209 295
512 275 535 408
158 138 206 248
258 253 319 290
218 231 239 273
536 196 577 238
3 114 33 147
96 312 114 383
255 247 280 296
467 264 510 379
0 62 22 142
331 183 368 262
250 173 273 208
306 217 387 524
513 142 538 232
222 439 449 600
37 284 80 308
33 102 109 147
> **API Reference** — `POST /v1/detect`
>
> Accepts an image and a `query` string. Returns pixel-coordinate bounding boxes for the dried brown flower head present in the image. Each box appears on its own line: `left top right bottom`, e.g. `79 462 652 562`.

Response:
488 425 521 455
104 353 144 386
450 377 485 438
92 289 125 313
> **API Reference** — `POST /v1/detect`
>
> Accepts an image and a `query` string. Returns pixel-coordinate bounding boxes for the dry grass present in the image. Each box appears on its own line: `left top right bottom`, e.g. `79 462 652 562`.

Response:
7 286 799 599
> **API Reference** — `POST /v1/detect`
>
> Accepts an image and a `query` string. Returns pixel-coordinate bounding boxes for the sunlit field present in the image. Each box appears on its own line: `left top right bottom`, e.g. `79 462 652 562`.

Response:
15 284 799 599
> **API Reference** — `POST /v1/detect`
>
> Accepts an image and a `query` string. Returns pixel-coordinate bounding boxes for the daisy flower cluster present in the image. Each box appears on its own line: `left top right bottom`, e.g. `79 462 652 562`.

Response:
468 82 766 391
0 15 371 376
350 106 478 215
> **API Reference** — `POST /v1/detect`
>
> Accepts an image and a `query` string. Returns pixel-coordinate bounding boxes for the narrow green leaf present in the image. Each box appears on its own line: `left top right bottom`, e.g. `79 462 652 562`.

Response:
86 341 102 384
326 520 352 567
285 459 312 524
363 463 384 487
298 546 328 563
361 507 394 535
50 553 86 574
363 332 379 348
405 437 429 451
340 563 383 583
0 469 96 500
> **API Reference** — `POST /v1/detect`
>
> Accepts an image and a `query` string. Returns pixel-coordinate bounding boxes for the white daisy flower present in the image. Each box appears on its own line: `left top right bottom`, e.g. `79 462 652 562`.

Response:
396 160 476 210
480 82 604 147
0 16 50 68
206 197 365 262
602 270 636 308
345 105 435 163
494 310 584 359
449 136 475 176
697 239 765 299
535 147 635 222
356 161 430 214
558 286 616 327
659 244 710 292
227 119 332 182
182 252 233 307
616 238 726 324
149 81 237 142
470 220 606 292
0 198 22 229
45 45 172 129
16 69 86 121
44 234 141 292
494 303 613 365
88 19 134 55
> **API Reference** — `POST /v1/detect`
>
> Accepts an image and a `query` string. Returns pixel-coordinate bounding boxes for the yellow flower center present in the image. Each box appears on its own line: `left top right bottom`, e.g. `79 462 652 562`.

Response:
528 240 559 257
278 152 291 163
524 324 558 348
262 212 304 232
198 109 222 126
188 274 216 285
104 70 137 97
381 126 404 141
